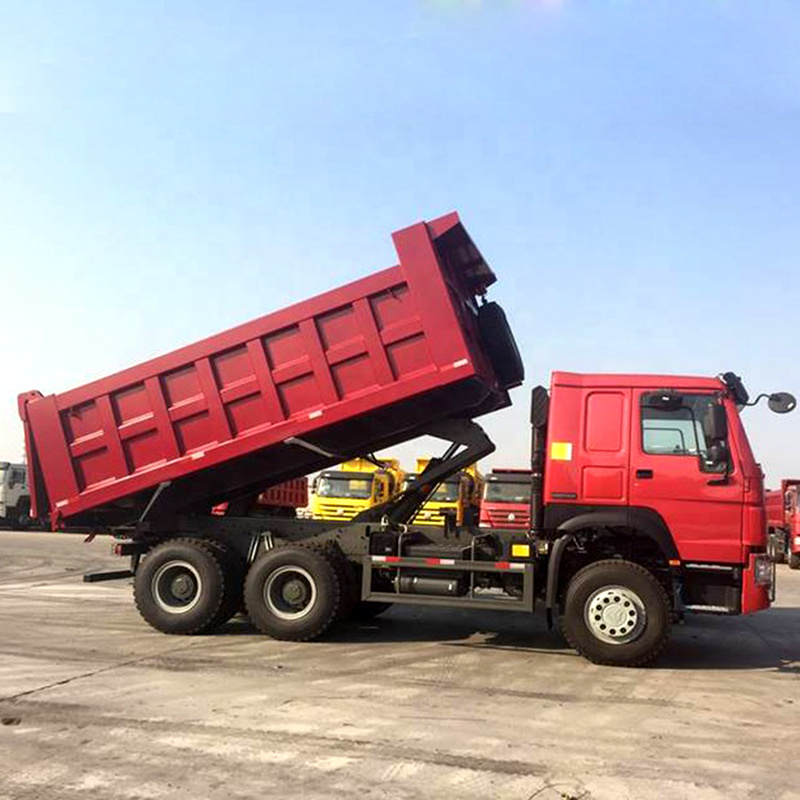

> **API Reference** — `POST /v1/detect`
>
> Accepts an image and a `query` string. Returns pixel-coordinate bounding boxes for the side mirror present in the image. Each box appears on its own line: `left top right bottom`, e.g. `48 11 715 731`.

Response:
704 441 730 480
705 404 728 441
768 392 797 414
706 442 728 465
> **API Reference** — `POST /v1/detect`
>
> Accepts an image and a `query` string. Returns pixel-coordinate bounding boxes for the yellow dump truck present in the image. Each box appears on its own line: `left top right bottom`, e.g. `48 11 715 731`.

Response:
407 458 483 527
310 457 404 521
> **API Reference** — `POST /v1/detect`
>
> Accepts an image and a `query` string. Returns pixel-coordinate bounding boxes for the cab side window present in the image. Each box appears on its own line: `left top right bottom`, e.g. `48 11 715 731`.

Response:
641 393 728 474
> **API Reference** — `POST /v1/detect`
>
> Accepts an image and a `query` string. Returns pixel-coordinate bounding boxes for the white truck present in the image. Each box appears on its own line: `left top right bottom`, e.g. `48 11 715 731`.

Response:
0 462 31 529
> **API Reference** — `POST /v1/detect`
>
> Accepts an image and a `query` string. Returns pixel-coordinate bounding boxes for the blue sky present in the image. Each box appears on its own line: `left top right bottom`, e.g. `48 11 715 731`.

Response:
1 0 799 483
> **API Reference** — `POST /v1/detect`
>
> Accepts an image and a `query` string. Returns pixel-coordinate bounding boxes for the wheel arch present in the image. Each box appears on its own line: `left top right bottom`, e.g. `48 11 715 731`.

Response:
556 507 680 560
544 507 679 619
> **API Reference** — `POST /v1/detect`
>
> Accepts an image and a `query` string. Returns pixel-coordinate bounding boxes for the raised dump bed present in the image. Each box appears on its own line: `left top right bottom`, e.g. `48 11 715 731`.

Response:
20 212 523 528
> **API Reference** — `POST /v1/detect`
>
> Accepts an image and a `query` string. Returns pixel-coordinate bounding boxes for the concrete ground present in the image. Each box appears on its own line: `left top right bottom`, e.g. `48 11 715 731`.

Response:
0 532 798 800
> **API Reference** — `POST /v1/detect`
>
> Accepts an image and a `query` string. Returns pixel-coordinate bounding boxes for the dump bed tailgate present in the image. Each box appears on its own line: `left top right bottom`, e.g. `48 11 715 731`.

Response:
20 212 522 527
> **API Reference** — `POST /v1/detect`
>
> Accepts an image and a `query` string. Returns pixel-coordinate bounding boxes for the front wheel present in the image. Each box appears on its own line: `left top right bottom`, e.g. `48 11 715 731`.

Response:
562 559 670 667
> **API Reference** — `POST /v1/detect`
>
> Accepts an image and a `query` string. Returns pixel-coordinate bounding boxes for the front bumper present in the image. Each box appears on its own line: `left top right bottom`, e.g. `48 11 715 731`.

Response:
741 552 775 614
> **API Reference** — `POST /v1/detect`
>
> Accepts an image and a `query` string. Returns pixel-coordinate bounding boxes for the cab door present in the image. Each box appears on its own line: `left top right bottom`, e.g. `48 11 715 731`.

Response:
628 390 743 563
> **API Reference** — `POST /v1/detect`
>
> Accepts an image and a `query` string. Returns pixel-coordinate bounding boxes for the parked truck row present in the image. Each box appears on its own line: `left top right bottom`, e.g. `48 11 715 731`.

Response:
767 480 800 569
0 462 31 529
17 211 797 667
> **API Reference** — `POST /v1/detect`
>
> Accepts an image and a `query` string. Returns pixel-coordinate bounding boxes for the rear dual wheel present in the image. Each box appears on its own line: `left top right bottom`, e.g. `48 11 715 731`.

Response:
768 534 786 565
788 552 800 571
562 559 670 667
244 546 340 641
134 538 243 635
353 601 393 620
334 560 393 621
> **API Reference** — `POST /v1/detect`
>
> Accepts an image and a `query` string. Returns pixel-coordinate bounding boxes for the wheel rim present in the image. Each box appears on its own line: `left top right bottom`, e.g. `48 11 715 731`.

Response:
264 565 317 620
584 584 646 645
152 560 203 614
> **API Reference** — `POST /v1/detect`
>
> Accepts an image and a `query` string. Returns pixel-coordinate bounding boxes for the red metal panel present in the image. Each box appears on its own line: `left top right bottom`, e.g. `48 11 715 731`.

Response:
581 391 629 503
257 477 308 509
26 394 80 514
144 377 181 462
629 390 744 563
352 298 394 387
195 357 233 445
765 489 784 529
299 319 339 407
741 553 771 613
21 213 508 523
245 340 284 425
95 395 128 481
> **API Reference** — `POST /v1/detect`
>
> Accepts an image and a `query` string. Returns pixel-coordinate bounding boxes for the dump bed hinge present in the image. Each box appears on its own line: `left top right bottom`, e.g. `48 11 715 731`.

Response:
355 419 495 526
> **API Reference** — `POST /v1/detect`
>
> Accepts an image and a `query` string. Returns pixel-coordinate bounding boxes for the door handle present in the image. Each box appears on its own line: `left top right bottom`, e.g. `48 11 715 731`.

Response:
636 469 653 479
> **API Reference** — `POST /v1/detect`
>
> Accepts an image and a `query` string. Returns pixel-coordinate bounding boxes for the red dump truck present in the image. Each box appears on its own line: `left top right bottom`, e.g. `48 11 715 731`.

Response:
211 478 308 518
19 212 796 666
766 480 800 569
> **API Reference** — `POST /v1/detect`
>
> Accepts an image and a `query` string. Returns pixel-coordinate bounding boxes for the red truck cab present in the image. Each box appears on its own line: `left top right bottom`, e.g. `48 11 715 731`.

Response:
542 372 774 617
479 468 532 530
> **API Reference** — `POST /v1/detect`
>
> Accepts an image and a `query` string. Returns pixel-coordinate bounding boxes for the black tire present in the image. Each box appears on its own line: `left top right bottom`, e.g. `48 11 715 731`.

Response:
15 500 31 531
204 539 247 627
477 301 525 390
768 532 786 564
332 556 360 622
562 559 670 667
788 552 800 571
244 546 340 641
134 538 226 635
329 559 392 622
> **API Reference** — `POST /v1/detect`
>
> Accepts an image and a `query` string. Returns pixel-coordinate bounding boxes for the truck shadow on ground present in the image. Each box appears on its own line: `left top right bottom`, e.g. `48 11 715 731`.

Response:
220 604 800 672
655 607 800 672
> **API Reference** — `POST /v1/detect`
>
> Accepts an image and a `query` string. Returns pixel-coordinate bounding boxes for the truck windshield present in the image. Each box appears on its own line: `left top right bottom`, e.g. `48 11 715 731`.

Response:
316 477 372 499
431 481 460 503
484 482 531 503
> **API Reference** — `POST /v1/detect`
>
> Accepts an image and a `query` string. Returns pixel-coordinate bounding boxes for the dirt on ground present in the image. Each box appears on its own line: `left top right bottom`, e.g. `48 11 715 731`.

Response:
1 531 799 799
